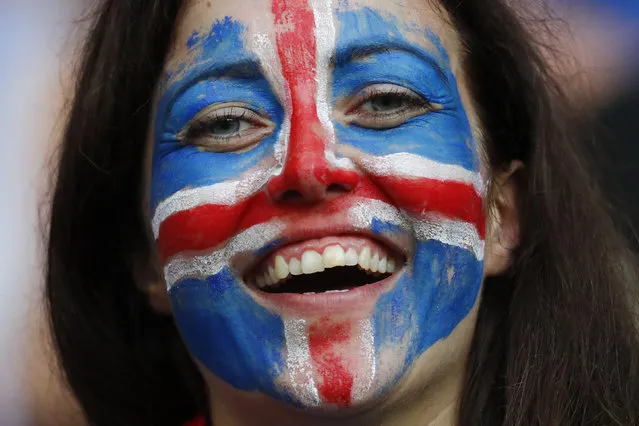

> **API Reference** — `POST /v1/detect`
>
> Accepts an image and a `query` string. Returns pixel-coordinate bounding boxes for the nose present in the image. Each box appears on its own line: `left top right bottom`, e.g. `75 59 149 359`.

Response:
266 117 359 205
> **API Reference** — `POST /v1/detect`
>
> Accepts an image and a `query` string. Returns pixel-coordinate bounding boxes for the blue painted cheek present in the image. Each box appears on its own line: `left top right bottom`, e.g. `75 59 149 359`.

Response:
333 111 474 170
150 145 264 211
170 269 287 398
372 239 483 389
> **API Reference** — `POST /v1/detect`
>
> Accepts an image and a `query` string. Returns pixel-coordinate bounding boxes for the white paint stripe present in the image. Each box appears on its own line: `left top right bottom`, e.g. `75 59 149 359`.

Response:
309 0 354 171
250 31 291 169
310 0 335 147
153 180 240 238
414 217 485 261
250 31 288 115
151 167 273 238
347 199 485 260
350 319 376 403
283 318 320 407
347 198 412 233
358 152 485 196
326 150 356 170
163 220 285 289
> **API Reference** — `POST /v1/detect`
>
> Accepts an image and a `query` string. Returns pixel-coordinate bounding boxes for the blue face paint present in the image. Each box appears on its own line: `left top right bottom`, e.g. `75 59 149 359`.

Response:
369 239 482 394
332 7 476 169
172 268 286 392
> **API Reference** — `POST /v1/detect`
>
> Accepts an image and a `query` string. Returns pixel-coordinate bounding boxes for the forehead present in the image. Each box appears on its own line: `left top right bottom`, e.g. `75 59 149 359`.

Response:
165 0 461 73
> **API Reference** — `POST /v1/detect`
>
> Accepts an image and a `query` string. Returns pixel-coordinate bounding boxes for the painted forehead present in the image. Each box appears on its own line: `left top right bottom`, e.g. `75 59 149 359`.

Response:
163 0 460 81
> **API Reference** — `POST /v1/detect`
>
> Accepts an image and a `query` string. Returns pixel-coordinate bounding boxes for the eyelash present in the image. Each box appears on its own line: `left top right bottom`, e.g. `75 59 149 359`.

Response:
187 108 248 140
345 85 433 129
180 105 274 152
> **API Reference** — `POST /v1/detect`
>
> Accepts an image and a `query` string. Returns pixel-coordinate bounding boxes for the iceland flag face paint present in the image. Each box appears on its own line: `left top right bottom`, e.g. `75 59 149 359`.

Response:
150 0 485 410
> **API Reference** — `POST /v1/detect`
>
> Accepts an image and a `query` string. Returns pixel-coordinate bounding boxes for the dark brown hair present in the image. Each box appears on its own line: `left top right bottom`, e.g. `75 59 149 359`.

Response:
46 1 639 425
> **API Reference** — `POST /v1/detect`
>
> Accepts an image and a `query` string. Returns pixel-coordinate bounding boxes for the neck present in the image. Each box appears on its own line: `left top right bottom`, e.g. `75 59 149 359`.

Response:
208 378 461 426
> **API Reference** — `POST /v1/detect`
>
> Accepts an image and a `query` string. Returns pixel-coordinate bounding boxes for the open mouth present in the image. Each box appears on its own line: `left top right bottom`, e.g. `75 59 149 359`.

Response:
244 235 404 295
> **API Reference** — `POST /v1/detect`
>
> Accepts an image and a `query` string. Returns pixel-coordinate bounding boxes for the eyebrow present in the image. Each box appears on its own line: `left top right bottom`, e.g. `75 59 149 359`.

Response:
160 58 264 116
160 38 451 119
330 39 449 82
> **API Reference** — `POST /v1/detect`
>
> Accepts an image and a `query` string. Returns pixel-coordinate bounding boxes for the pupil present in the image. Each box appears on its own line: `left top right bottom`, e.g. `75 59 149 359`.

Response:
211 118 240 135
371 95 403 112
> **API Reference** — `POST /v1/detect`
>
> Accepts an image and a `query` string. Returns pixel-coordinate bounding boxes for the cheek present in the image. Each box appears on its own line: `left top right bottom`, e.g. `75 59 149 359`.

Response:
169 270 290 393
370 177 485 239
149 151 260 262
365 225 484 392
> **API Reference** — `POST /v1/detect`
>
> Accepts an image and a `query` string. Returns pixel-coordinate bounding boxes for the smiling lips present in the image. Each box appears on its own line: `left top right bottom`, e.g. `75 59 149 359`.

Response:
245 234 403 295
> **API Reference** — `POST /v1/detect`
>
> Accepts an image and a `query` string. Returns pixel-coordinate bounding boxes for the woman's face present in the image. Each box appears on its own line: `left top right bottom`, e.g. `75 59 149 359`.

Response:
150 0 495 411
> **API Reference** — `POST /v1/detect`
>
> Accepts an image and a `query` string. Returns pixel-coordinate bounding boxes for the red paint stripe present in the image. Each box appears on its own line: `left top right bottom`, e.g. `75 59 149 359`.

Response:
157 178 483 262
376 176 486 238
157 183 381 262
308 318 354 406
268 0 335 198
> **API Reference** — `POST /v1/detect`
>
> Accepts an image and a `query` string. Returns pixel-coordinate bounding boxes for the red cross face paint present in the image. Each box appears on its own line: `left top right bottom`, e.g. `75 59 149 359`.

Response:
151 0 486 410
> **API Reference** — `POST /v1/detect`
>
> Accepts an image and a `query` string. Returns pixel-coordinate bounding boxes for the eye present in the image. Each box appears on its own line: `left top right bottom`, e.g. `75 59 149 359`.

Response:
362 93 407 113
179 103 275 153
344 84 434 129
208 118 245 135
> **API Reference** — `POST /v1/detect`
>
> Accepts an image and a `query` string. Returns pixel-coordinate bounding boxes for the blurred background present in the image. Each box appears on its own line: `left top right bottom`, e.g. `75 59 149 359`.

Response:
1 1 86 425
0 0 637 424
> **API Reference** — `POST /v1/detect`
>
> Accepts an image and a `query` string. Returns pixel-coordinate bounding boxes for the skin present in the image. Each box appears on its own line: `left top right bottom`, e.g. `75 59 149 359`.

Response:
146 0 520 424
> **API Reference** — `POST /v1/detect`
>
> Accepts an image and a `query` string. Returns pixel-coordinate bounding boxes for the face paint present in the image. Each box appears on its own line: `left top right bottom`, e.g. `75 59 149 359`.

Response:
151 0 484 410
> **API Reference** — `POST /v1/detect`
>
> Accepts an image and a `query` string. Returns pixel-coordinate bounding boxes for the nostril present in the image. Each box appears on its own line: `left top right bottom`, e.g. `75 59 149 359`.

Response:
278 189 305 203
272 184 352 204
267 169 359 204
327 183 352 194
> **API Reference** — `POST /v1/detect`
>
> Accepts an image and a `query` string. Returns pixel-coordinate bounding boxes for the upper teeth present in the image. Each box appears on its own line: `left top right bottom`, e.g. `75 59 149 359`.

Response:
252 245 398 289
